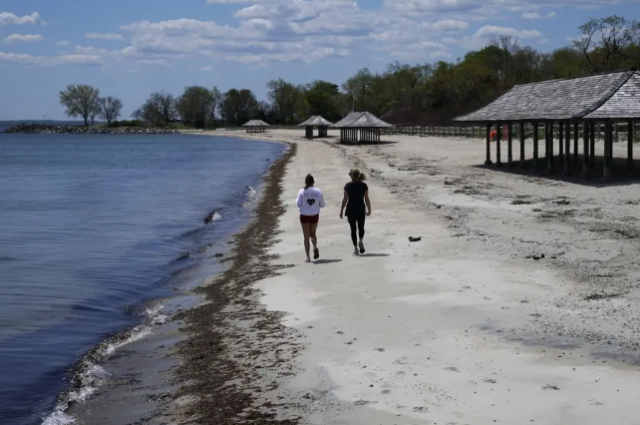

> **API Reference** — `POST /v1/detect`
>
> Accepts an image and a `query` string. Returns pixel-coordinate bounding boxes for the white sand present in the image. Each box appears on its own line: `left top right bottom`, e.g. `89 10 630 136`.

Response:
203 129 640 424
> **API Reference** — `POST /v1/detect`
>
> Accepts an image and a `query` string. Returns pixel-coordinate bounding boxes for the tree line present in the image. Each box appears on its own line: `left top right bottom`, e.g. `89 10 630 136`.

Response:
59 15 640 127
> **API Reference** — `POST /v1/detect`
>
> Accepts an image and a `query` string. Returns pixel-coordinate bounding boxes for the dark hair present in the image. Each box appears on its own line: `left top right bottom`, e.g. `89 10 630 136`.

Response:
349 168 366 182
304 174 315 189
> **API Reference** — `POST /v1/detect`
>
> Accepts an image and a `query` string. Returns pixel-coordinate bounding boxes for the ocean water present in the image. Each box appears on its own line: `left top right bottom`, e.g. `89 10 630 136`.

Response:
0 133 284 425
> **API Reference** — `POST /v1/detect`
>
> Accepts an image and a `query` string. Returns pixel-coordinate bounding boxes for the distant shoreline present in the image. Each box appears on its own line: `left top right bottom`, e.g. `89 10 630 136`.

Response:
3 123 179 135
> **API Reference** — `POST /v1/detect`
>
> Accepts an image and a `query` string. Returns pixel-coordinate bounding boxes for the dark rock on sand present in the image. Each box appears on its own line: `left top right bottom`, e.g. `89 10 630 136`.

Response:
3 123 178 135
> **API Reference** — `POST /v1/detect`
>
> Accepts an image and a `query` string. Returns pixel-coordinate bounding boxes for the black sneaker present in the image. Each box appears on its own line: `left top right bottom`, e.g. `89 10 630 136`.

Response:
359 241 365 254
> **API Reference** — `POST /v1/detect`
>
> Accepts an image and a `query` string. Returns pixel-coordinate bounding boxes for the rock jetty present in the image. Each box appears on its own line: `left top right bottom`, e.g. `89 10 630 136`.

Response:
3 123 179 135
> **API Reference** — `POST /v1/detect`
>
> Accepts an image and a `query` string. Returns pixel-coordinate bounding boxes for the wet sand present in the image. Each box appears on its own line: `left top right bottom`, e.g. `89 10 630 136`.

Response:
161 128 640 424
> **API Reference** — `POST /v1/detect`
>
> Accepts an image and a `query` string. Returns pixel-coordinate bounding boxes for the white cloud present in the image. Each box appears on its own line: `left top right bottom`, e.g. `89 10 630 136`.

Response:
85 32 123 40
56 40 70 46
0 12 42 26
199 65 214 71
0 51 102 66
2 0 635 68
3 34 43 44
522 11 556 19
460 25 542 49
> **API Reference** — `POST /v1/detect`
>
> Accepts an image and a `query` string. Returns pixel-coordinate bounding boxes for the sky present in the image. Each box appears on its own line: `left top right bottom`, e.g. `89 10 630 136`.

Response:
0 0 636 120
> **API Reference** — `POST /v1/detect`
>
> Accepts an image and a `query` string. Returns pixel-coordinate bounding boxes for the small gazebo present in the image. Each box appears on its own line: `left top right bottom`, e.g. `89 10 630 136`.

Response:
331 112 393 144
242 119 270 133
298 115 333 139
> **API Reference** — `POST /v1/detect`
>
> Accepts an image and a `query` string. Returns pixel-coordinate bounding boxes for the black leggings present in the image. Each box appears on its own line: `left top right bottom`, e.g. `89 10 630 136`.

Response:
347 214 366 246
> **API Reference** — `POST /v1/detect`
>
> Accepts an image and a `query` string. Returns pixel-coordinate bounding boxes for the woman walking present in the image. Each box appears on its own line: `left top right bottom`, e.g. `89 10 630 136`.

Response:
340 168 371 255
296 174 325 262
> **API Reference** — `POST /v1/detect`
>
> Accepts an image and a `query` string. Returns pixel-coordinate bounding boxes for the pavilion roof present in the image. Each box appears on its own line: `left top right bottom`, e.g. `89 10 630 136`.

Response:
454 70 640 122
242 119 270 127
331 111 393 128
298 115 333 126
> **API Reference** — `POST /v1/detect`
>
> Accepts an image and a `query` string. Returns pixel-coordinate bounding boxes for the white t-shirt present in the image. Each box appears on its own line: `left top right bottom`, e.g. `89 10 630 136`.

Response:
296 187 325 216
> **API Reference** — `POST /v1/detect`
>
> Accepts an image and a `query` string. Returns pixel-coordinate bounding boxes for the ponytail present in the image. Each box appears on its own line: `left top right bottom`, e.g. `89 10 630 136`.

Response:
304 173 315 189
350 168 366 182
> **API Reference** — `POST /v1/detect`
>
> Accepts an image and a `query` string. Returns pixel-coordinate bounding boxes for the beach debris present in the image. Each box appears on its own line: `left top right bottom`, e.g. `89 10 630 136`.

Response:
584 292 623 301
543 384 560 391
204 209 221 224
408 236 422 242
525 253 545 260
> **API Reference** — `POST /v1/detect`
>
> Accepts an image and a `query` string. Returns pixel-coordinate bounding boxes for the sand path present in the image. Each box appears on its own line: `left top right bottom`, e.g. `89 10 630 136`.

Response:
200 129 640 424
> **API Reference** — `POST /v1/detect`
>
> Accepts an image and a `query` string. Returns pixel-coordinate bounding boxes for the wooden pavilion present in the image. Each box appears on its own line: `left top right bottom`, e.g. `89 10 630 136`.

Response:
331 112 393 144
242 119 270 133
298 115 333 139
453 70 640 182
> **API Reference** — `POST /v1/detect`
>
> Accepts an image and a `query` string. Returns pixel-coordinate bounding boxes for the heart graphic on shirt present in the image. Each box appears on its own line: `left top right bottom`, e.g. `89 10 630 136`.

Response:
307 199 316 206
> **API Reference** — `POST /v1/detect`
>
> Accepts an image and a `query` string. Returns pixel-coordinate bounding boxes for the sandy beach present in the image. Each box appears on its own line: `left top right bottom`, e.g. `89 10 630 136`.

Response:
162 128 640 424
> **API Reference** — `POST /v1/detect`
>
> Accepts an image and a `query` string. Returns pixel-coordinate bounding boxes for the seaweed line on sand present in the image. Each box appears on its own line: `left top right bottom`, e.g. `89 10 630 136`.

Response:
170 142 302 424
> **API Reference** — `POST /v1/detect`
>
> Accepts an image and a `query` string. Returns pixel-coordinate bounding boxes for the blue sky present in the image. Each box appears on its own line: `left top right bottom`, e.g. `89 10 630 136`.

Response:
0 0 635 120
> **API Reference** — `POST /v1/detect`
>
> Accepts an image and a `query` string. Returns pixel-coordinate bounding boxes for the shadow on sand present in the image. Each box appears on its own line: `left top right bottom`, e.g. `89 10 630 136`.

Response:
313 259 343 265
475 154 640 187
358 253 390 257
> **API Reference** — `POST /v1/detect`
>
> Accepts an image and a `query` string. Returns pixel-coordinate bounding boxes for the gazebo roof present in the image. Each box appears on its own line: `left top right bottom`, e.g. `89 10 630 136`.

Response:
242 119 270 127
454 70 640 122
298 115 333 127
331 111 393 128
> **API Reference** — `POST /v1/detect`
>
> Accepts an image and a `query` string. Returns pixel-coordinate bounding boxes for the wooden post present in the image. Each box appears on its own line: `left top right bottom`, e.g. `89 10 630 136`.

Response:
519 121 525 168
564 121 571 176
485 123 492 165
558 122 564 164
604 120 613 182
547 122 555 174
590 122 596 167
533 122 539 172
628 119 634 170
507 123 513 167
573 121 579 165
496 121 502 166
582 122 590 179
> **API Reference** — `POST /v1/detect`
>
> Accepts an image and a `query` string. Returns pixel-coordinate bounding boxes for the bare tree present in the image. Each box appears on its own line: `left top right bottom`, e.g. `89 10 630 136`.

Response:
98 96 123 125
58 84 100 126
573 15 636 72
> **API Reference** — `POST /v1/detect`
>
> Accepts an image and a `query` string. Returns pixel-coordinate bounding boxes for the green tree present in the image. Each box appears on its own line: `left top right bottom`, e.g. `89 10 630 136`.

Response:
267 78 302 124
97 96 123 125
221 88 259 126
175 86 215 129
132 92 176 126
342 68 374 111
58 84 100 126
305 80 341 121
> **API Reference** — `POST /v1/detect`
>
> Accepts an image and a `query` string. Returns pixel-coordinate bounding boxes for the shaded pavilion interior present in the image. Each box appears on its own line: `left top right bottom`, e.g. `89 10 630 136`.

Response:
298 115 333 139
242 119 270 133
454 70 640 182
331 112 393 144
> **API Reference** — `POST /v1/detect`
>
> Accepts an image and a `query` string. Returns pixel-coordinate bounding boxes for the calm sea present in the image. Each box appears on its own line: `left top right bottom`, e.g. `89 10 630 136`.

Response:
0 132 284 424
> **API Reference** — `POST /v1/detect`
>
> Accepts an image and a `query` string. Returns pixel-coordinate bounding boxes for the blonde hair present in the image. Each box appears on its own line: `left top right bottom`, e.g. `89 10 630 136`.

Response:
350 168 366 182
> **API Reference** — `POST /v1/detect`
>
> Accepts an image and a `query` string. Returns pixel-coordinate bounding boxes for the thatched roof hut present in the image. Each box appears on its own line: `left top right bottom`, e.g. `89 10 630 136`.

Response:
299 115 333 138
242 119 270 133
452 70 640 182
331 112 393 144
